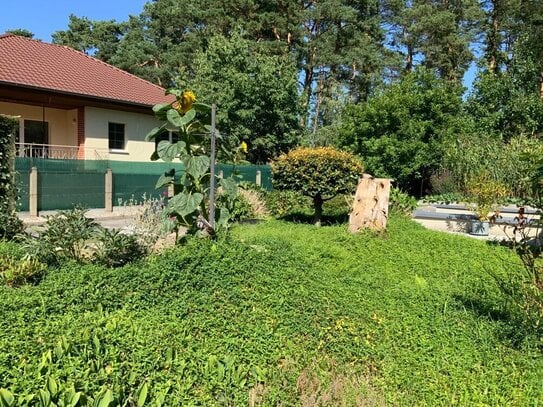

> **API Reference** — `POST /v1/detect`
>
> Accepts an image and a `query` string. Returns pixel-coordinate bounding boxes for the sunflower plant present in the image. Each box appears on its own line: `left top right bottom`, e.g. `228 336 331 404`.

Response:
146 90 239 238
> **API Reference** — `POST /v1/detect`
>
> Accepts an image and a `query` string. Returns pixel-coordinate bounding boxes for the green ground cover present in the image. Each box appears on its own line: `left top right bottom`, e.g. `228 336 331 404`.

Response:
1 217 542 405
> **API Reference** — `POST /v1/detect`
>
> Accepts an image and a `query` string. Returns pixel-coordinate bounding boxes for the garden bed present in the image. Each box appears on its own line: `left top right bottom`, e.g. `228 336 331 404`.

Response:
0 216 542 405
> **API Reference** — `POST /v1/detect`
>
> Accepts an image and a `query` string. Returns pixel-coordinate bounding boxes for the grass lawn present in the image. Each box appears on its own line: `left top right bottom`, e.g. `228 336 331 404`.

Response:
1 216 542 405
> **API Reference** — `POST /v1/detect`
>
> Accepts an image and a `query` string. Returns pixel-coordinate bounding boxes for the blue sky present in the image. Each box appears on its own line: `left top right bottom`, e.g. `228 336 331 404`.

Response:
0 0 147 42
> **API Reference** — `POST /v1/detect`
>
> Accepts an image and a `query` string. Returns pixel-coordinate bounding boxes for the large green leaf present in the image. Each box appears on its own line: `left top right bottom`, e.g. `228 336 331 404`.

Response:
219 177 238 197
93 388 114 407
145 123 167 142
167 109 184 128
152 103 172 120
216 207 231 229
179 108 196 126
168 192 204 217
152 103 171 113
157 140 186 162
155 171 175 189
166 88 182 97
0 389 14 407
47 376 58 397
136 382 149 407
185 155 210 180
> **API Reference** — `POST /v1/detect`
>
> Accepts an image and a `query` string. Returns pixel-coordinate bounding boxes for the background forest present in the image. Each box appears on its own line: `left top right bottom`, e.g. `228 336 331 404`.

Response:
16 0 543 196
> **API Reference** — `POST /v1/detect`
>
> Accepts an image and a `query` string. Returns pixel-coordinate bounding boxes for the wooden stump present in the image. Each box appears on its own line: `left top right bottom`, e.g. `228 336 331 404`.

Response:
348 174 391 233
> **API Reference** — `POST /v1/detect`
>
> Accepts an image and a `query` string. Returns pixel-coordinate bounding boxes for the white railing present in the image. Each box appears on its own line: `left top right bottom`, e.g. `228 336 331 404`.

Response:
15 143 109 160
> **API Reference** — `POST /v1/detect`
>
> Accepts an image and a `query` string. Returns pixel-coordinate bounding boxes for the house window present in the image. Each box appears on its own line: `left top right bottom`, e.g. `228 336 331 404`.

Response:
108 122 125 150
17 120 49 145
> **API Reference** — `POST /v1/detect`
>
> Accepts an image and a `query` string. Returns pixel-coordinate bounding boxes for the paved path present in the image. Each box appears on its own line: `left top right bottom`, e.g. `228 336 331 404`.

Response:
413 203 538 241
19 206 142 230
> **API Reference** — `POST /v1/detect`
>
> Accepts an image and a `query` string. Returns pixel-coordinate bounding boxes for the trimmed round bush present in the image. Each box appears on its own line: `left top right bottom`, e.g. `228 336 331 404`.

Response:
272 147 363 224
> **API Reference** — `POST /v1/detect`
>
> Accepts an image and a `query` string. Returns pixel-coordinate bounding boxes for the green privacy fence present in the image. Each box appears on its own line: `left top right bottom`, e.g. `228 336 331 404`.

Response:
15 158 272 212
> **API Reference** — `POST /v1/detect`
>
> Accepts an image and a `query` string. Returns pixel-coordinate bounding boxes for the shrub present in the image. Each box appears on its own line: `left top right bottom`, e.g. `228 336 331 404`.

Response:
465 171 509 221
445 134 543 200
93 229 148 268
22 208 147 268
22 208 101 265
272 147 363 225
0 115 23 239
389 187 418 217
322 195 352 217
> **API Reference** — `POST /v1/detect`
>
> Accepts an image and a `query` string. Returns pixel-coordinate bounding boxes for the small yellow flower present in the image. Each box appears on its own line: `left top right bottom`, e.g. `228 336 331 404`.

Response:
173 90 196 113
240 141 248 153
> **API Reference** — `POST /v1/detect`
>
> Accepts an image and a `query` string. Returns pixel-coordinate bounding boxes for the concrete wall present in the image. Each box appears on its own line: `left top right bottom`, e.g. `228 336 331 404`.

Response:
0 101 77 146
84 107 158 162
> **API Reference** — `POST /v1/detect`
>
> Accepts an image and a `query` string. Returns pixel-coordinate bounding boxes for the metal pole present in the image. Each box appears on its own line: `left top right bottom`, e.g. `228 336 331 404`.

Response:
209 104 217 231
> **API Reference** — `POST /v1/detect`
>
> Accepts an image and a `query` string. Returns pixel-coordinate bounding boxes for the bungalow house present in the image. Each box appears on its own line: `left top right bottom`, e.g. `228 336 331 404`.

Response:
0 33 173 162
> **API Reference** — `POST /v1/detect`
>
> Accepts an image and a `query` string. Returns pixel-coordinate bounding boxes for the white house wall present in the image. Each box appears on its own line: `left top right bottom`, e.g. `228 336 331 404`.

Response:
0 101 77 146
84 107 158 162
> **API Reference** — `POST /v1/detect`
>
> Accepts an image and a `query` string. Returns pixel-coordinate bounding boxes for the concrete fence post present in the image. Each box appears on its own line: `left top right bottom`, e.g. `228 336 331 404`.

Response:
218 170 224 179
256 170 262 187
105 168 113 212
29 166 38 217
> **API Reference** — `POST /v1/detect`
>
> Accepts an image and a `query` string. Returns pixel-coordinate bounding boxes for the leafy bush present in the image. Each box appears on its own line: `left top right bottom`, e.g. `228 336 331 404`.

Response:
337 69 465 194
0 115 23 239
0 255 47 287
422 192 467 205
93 228 148 268
272 147 363 225
322 195 352 217
465 171 509 221
445 134 543 200
22 208 101 265
429 170 458 195
389 187 418 217
22 208 147 268
0 241 24 258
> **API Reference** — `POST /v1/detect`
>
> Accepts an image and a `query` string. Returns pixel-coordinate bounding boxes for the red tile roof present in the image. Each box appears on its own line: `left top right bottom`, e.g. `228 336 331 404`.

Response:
0 34 173 107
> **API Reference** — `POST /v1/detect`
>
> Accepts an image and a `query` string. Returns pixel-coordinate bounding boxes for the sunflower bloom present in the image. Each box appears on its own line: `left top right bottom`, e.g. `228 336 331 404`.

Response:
174 90 197 113
240 141 248 153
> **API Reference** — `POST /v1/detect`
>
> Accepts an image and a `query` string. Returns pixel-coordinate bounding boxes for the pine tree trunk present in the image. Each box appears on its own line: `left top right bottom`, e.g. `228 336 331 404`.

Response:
348 174 391 233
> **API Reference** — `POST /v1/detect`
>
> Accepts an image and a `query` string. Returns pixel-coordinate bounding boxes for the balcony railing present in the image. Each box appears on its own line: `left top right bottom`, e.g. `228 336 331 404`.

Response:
15 143 109 160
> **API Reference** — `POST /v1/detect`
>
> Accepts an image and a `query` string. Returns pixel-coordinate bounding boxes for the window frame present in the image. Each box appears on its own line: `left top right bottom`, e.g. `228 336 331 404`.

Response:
108 122 126 151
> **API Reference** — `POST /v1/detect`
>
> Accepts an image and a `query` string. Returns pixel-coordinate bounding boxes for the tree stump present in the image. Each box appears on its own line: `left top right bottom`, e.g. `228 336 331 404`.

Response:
348 174 391 233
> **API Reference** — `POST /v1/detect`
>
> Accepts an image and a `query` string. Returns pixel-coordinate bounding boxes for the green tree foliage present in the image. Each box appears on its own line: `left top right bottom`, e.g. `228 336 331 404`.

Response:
183 33 301 164
0 116 23 239
337 69 464 194
272 147 364 225
465 72 543 139
52 15 124 63
5 29 34 38
385 0 482 81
